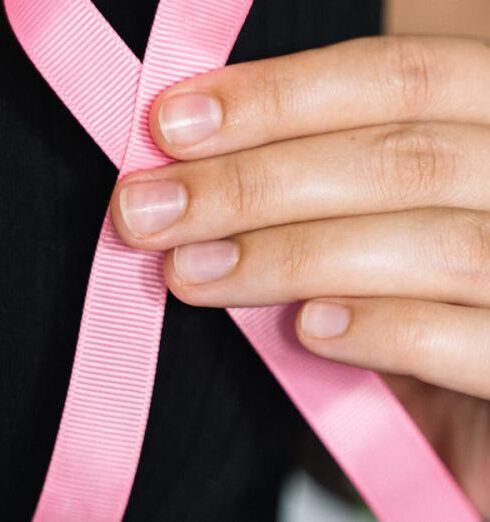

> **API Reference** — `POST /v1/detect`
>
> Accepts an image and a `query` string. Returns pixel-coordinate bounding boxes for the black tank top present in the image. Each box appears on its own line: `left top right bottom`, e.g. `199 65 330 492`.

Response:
0 1 382 519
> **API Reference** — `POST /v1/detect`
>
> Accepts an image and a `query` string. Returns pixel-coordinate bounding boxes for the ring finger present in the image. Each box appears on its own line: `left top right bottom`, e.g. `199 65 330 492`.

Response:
164 208 490 308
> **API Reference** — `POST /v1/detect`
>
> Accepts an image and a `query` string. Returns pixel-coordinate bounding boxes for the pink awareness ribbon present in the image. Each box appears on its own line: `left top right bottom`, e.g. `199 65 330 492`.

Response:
4 0 480 520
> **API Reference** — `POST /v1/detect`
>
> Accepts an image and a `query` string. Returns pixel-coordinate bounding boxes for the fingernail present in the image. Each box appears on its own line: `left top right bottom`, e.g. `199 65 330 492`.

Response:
159 93 223 146
120 180 187 237
174 240 239 284
301 302 351 339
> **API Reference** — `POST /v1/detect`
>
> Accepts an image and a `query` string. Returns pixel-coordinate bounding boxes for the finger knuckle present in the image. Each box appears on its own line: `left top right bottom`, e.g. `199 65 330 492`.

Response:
279 226 316 286
378 36 441 116
222 153 272 219
433 212 490 283
388 301 428 372
255 62 289 124
373 125 456 205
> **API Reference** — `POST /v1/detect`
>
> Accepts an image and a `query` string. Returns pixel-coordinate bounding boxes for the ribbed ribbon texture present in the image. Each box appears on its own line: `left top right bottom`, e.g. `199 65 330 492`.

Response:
4 0 480 521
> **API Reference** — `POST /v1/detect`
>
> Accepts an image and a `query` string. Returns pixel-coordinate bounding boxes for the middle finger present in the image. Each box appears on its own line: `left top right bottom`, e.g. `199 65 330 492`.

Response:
112 122 490 251
163 208 490 308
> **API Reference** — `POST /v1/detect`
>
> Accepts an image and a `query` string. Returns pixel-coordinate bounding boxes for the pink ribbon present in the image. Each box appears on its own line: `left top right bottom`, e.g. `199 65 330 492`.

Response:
4 0 480 520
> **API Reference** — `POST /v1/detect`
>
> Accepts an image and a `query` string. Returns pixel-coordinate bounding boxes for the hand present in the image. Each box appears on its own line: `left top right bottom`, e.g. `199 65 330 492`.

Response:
110 36 490 514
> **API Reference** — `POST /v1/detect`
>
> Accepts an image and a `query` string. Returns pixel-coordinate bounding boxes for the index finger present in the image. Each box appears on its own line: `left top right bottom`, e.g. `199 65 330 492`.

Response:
150 35 490 160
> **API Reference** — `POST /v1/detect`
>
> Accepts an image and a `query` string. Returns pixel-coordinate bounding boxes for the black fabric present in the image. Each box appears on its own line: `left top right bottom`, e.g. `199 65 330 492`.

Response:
0 1 382 520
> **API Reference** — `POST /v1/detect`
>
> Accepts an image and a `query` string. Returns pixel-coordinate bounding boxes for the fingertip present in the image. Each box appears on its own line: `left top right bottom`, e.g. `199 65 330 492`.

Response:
295 299 354 360
110 179 145 250
109 179 131 242
161 248 214 308
149 94 171 156
149 88 224 160
299 300 352 340
109 168 188 251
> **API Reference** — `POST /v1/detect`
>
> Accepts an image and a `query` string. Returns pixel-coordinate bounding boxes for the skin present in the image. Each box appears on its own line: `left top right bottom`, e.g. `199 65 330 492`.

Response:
110 36 490 515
